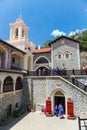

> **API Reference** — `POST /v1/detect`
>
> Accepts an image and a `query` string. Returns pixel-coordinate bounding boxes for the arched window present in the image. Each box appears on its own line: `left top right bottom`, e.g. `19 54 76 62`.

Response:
3 76 13 93
57 52 63 60
22 29 24 38
15 28 18 38
64 51 70 59
16 77 22 90
65 53 69 59
36 57 49 64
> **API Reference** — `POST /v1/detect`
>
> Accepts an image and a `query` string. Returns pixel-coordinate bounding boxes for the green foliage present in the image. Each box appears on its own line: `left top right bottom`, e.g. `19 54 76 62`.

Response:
13 108 23 117
55 36 60 39
43 30 87 51
70 30 87 52
42 40 53 48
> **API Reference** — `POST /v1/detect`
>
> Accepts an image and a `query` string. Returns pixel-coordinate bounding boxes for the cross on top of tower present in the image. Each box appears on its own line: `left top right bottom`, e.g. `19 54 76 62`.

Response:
19 8 22 18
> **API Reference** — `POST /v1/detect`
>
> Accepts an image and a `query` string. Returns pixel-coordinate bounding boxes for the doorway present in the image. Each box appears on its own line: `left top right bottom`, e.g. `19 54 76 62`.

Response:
7 104 12 116
54 96 65 114
54 91 65 114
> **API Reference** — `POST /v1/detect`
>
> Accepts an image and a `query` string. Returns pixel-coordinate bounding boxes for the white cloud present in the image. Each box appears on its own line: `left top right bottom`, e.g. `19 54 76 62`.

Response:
69 28 87 36
69 31 76 36
50 29 66 37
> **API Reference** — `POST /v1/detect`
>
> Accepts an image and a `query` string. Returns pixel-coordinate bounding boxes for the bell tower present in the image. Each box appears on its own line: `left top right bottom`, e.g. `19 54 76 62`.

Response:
9 18 35 52
10 18 29 41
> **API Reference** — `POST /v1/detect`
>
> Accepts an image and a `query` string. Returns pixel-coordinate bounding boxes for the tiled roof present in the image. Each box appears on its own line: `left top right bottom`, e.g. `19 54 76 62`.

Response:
0 39 26 54
34 47 51 53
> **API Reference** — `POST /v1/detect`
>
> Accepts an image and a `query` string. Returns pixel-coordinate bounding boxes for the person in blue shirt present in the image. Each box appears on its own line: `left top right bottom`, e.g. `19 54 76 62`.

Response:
58 103 64 119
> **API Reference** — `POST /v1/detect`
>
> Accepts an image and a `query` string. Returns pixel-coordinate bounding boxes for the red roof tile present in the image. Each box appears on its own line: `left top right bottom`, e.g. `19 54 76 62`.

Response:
34 48 51 53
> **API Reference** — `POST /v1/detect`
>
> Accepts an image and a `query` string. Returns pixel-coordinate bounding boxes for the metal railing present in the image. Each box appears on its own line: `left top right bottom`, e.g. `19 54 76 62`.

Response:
64 76 87 92
78 117 87 130
27 69 87 76
74 79 87 92
0 66 87 92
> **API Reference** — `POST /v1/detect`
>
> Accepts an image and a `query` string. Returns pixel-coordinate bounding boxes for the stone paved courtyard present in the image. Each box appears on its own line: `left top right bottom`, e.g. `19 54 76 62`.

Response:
0 111 79 130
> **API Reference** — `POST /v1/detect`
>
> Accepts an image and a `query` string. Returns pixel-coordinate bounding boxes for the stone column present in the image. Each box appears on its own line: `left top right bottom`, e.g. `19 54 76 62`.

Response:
25 28 28 40
29 55 34 71
23 54 28 70
0 81 3 93
8 50 12 69
5 49 9 69
19 26 22 39
13 79 16 91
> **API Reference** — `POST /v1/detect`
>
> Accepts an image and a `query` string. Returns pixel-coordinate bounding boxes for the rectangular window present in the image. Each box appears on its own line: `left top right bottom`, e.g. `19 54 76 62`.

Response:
15 102 18 109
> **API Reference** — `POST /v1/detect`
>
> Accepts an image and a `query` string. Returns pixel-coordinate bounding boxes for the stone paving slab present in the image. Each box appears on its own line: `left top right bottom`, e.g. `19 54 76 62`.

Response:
9 111 79 130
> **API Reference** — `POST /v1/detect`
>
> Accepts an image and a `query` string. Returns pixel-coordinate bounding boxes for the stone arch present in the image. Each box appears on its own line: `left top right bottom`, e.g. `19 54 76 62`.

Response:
11 52 24 69
57 51 63 60
34 56 50 75
34 56 50 65
50 88 66 114
15 77 22 90
12 52 23 58
35 66 50 76
35 65 49 71
64 51 71 60
3 76 13 93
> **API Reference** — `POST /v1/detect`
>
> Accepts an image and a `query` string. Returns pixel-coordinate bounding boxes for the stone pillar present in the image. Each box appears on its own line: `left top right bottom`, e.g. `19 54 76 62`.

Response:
5 49 9 69
23 54 28 70
25 28 28 40
8 50 12 69
19 26 22 39
0 81 3 93
13 79 16 91
29 55 34 71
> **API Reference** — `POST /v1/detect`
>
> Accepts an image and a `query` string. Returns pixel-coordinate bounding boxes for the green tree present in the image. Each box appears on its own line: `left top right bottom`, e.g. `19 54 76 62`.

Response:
42 40 53 48
70 30 87 52
77 30 87 51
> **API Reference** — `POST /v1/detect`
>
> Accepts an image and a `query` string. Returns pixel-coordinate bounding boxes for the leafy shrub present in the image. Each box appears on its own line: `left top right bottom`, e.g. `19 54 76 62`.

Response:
13 108 22 117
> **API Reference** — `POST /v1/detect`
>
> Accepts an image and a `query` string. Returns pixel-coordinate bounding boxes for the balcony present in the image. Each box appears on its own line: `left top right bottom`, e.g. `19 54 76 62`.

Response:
0 66 27 74
27 69 87 76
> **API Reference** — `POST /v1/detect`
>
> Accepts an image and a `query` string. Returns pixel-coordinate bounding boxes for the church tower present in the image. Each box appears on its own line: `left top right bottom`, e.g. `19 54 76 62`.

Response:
8 17 35 71
9 18 35 52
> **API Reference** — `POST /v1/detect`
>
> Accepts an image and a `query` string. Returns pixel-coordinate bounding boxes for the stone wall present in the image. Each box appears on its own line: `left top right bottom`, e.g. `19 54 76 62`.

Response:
25 76 87 118
0 90 23 119
51 38 80 70
33 52 51 63
33 52 51 70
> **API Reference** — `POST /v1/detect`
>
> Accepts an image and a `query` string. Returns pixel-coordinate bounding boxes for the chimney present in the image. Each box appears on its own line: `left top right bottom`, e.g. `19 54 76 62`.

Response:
38 45 40 49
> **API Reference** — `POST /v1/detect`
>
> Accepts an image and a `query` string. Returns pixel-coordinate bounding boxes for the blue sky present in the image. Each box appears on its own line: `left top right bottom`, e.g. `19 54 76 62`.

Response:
0 0 87 47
